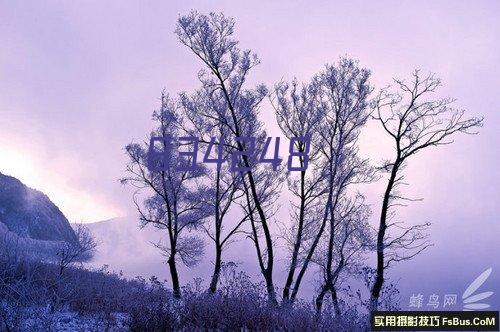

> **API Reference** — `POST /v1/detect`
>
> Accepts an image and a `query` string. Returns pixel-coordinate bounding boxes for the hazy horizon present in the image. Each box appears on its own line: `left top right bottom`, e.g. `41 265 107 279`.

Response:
1 0 499 311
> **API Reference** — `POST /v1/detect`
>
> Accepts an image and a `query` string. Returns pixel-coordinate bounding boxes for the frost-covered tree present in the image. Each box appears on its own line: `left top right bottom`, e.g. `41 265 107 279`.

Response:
311 60 375 313
56 224 97 276
180 89 248 293
175 11 283 303
271 78 326 303
122 93 212 298
273 59 374 305
313 195 372 315
370 71 483 310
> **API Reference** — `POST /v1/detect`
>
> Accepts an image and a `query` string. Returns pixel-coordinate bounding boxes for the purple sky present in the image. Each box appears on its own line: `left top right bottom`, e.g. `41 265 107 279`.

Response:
1 0 499 307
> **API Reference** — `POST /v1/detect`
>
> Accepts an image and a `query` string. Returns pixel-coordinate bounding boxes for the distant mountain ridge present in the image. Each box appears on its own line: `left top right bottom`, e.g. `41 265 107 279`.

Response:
0 172 78 244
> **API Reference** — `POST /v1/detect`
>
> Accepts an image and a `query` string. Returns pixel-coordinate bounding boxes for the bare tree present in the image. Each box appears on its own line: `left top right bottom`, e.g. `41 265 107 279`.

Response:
274 59 373 304
271 78 326 303
56 224 97 276
312 60 374 314
180 90 249 293
313 195 372 315
370 71 483 310
175 11 282 304
122 93 212 298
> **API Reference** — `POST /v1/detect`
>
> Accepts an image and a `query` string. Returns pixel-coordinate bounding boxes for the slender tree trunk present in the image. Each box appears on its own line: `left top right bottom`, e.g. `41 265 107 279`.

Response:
168 254 181 298
330 286 341 317
264 269 277 305
290 193 332 302
290 147 340 302
283 169 306 302
242 177 278 305
217 76 277 304
330 248 346 318
316 284 329 313
315 213 336 314
241 149 277 305
209 245 222 293
315 282 341 315
316 211 336 314
371 161 399 310
209 170 222 293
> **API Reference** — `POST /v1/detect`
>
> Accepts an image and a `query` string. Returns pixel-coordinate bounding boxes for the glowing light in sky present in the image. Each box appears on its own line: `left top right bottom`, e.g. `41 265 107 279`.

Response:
0 143 119 223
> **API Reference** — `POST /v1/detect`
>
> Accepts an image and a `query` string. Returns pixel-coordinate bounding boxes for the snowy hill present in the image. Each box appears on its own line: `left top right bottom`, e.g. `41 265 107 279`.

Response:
0 172 78 244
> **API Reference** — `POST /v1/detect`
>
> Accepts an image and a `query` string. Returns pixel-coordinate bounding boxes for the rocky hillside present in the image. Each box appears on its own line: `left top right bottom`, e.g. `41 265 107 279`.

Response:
0 172 78 244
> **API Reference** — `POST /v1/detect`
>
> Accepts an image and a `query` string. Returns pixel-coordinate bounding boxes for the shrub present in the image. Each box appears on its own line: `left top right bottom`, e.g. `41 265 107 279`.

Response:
0 257 369 331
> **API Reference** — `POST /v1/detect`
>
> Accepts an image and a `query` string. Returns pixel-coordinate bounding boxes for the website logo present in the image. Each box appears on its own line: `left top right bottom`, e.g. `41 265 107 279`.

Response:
462 267 493 311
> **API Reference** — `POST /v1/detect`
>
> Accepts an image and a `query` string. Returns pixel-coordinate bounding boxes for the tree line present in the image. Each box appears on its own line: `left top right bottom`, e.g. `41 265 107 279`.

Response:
122 11 483 314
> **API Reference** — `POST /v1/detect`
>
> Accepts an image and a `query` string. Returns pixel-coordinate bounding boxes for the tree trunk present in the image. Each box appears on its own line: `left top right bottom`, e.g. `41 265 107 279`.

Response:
264 269 278 305
168 255 181 298
209 245 222 293
209 169 222 294
291 149 339 302
371 162 399 310
289 198 330 302
217 76 276 303
315 284 329 313
330 286 341 317
283 169 306 302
